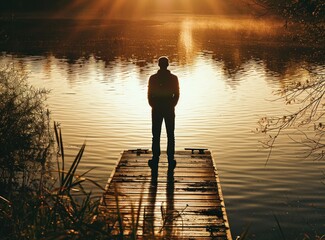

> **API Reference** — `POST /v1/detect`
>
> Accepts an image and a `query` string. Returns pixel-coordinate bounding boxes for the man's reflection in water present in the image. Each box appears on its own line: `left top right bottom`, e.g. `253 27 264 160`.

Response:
144 168 158 239
164 167 175 238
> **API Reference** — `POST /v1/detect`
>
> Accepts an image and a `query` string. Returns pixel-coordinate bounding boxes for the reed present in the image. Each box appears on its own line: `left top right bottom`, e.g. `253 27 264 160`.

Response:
130 184 144 239
0 120 147 239
274 214 286 240
236 224 251 240
0 121 109 239
108 183 144 239
0 65 202 239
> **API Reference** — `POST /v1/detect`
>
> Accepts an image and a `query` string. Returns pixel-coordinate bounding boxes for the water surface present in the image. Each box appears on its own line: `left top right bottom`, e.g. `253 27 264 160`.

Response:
1 16 325 239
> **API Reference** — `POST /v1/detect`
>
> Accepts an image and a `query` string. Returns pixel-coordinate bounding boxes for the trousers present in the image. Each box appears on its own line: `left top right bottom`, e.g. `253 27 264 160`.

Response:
151 107 175 162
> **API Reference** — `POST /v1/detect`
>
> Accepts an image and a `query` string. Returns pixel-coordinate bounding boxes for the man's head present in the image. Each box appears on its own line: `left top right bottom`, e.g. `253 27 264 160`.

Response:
158 56 169 69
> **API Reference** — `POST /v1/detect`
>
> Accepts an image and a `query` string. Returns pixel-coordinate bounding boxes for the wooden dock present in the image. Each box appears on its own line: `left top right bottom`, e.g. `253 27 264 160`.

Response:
100 149 232 240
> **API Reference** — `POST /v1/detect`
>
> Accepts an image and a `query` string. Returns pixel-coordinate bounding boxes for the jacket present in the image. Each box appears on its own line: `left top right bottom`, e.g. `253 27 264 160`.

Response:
148 69 180 109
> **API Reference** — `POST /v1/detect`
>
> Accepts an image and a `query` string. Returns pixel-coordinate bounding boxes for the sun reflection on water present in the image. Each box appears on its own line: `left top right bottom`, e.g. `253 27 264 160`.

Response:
1 15 325 239
178 19 195 64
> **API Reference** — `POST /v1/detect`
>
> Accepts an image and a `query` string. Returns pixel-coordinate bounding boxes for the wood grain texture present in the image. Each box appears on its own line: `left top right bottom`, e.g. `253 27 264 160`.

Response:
100 150 232 240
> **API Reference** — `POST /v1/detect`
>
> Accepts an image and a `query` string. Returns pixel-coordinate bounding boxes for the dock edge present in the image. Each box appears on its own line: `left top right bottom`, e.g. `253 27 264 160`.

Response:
211 150 233 240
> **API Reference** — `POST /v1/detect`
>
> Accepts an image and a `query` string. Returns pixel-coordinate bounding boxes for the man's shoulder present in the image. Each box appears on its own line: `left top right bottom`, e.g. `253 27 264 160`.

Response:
149 70 178 80
170 72 178 81
171 72 178 78
149 73 158 81
150 72 159 77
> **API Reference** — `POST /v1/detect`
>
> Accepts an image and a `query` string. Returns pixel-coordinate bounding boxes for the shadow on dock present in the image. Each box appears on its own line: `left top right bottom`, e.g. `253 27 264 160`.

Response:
100 149 232 239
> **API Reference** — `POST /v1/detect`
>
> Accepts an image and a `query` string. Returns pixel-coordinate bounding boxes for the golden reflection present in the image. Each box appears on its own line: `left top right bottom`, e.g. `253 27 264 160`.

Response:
178 19 195 65
177 56 227 120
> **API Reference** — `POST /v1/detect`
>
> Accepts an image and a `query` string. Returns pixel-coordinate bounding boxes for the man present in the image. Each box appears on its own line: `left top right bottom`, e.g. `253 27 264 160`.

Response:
148 56 180 170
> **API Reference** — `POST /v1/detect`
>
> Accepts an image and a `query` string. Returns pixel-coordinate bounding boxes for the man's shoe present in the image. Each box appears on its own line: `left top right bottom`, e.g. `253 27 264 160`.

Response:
148 159 158 170
168 159 177 170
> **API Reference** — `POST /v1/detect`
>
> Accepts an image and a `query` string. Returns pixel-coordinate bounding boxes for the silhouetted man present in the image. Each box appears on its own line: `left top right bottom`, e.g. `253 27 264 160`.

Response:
148 56 180 170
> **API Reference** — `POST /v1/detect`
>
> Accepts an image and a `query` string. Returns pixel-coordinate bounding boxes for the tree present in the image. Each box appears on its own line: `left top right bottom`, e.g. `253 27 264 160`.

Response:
253 0 325 162
258 70 325 163
252 0 324 46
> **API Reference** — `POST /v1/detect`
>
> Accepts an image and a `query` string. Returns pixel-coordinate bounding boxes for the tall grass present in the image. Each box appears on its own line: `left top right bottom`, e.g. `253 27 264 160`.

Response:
0 119 145 239
0 66 115 239
0 66 145 239
0 122 110 239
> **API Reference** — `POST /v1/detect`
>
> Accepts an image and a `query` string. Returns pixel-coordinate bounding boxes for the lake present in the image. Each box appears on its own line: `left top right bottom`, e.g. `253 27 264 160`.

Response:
1 15 324 239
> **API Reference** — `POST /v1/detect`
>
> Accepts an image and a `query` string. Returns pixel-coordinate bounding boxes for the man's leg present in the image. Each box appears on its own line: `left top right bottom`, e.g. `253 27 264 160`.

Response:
165 109 175 164
151 108 163 163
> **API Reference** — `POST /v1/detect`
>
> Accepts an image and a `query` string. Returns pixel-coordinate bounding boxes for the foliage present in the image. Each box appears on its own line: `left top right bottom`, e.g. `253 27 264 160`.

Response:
0 122 111 240
0 67 147 239
258 69 325 163
0 65 51 194
0 122 146 239
0 67 109 239
252 0 325 45
254 0 324 21
252 1 325 162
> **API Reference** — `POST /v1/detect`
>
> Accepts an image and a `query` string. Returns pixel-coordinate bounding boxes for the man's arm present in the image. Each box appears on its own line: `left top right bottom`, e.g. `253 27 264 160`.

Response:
173 76 180 107
148 76 154 107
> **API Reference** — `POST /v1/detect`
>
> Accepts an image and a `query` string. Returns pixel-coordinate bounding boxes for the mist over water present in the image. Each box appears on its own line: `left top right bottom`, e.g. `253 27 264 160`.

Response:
1 15 324 239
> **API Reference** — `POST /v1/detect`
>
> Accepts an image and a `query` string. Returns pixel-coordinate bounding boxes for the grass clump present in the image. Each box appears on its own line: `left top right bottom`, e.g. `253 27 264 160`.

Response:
0 66 111 239
0 121 112 239
0 66 146 239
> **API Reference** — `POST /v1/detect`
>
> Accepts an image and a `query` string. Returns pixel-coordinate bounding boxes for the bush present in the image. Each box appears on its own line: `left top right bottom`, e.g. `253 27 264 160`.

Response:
0 65 51 195
0 67 112 239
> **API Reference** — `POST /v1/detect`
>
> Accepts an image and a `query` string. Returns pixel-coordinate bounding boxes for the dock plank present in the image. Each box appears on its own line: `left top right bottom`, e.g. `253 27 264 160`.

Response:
100 150 232 240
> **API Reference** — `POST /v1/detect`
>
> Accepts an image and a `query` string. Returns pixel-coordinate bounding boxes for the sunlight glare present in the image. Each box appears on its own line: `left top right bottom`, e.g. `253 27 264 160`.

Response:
177 56 227 119
178 19 195 64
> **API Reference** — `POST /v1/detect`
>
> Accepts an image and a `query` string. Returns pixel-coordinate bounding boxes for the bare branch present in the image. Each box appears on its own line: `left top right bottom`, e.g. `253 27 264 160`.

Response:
257 71 325 163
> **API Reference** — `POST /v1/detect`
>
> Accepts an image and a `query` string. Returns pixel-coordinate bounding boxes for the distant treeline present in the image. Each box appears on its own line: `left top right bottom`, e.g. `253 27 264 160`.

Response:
0 0 252 15
0 0 68 11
